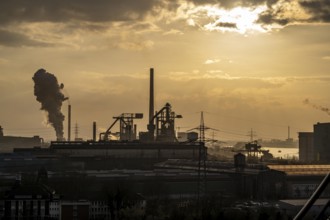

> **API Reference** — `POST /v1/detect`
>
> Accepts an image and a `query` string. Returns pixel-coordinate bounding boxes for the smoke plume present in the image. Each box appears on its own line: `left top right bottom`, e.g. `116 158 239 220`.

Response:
303 98 330 116
32 69 68 140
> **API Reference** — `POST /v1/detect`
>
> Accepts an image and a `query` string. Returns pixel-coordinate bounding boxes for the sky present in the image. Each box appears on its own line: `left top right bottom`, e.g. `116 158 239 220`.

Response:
0 0 330 142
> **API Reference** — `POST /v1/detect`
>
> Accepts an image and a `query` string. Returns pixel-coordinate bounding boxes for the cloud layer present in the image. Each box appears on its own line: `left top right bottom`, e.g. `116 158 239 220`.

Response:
0 0 157 24
0 0 329 48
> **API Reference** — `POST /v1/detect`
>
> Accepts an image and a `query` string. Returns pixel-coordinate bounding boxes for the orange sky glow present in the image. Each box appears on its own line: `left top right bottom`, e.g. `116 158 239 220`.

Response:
0 0 330 142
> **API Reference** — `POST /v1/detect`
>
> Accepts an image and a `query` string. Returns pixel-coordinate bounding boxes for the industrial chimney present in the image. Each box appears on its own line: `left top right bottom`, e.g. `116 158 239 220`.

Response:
147 68 155 141
68 104 71 141
93 121 97 142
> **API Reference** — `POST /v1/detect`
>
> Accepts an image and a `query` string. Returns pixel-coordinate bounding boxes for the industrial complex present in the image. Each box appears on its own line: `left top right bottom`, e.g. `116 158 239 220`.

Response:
0 68 329 219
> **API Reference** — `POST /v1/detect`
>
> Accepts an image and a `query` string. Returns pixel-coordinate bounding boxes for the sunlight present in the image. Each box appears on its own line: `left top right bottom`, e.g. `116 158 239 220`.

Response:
203 5 268 34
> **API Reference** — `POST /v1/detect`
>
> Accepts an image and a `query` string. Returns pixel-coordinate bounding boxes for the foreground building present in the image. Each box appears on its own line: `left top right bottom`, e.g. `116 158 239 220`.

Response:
313 122 330 162
2 179 58 219
299 122 330 163
298 132 314 162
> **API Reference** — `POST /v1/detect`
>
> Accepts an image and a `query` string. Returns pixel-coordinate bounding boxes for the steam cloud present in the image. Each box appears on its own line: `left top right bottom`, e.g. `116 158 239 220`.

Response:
303 98 330 116
32 69 68 140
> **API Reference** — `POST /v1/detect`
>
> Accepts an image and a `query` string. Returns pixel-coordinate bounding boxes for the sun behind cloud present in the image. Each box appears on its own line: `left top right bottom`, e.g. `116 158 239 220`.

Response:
203 5 268 34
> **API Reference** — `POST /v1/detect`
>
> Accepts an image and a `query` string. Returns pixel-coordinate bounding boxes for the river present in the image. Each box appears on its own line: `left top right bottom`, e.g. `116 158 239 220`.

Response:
263 147 299 159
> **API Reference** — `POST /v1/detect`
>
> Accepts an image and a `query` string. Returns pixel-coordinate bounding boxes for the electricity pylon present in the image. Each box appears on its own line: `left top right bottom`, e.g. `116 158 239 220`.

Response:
188 111 218 203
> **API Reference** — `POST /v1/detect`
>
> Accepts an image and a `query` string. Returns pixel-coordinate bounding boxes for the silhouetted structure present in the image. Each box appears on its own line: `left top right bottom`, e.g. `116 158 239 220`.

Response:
61 201 89 220
298 122 330 162
3 177 58 219
234 153 246 171
313 122 330 162
100 113 143 141
11 68 204 170
148 68 155 141
0 126 42 152
298 132 314 162
294 173 330 220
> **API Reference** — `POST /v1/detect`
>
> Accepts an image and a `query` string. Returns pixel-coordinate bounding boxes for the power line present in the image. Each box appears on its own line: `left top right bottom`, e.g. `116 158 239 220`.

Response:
184 110 303 130
247 128 257 142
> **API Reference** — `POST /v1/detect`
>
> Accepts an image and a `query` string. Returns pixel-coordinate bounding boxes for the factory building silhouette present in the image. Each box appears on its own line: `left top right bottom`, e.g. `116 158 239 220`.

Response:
0 126 42 152
13 68 203 168
299 122 330 162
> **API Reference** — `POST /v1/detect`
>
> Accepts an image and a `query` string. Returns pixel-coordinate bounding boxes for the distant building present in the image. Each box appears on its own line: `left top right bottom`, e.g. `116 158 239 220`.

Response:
177 132 198 142
313 122 330 162
177 132 188 142
0 126 42 152
298 132 314 162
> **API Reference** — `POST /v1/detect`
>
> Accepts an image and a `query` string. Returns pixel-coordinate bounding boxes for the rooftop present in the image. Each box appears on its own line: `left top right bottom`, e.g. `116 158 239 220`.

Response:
268 164 330 176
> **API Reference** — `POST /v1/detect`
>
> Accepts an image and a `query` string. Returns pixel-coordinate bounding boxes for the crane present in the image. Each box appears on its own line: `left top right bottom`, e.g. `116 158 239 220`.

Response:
99 113 143 141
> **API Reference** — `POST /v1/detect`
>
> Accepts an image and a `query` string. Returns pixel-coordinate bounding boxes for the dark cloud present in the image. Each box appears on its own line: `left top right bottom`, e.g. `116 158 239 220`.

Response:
237 0 280 8
258 0 330 26
0 29 51 47
0 0 161 48
257 12 290 26
216 22 237 28
0 0 329 39
183 0 290 28
188 0 330 27
187 0 243 8
299 0 330 22
0 0 158 24
187 0 279 8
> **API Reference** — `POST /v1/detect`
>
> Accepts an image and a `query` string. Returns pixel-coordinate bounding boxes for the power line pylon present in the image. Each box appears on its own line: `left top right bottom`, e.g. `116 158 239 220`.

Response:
188 111 217 203
247 128 257 142
197 111 207 202
74 122 79 140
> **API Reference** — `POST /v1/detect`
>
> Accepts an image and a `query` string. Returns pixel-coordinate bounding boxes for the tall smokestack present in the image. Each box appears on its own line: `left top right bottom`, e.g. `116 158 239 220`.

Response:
149 68 154 123
134 124 137 140
68 104 71 141
93 121 96 142
147 68 155 140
